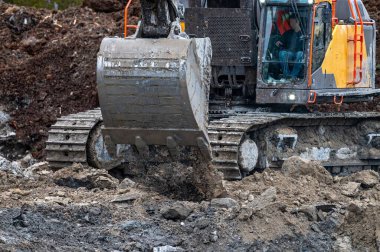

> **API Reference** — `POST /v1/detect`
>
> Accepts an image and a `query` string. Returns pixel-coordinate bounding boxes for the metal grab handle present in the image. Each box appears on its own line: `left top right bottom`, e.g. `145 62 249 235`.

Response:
334 96 344 105
307 90 317 104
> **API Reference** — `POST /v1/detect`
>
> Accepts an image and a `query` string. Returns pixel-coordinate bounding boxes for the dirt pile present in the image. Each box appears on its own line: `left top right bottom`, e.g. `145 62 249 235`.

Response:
0 2 140 158
82 0 125 13
1 158 380 251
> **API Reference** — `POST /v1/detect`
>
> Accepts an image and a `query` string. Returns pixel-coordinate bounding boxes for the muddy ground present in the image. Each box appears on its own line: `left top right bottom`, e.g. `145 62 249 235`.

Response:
0 158 380 251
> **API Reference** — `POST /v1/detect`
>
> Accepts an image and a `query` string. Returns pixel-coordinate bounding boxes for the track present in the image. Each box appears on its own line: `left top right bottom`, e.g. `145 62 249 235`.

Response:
209 111 380 179
47 109 380 179
208 114 283 179
46 109 102 169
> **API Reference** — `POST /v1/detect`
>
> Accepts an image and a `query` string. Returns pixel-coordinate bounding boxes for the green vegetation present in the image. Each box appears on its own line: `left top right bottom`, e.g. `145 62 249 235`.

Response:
4 0 83 10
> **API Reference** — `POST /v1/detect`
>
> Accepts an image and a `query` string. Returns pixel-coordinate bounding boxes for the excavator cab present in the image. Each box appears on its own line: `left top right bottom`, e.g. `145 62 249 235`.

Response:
185 0 377 104
261 6 311 83
256 0 378 104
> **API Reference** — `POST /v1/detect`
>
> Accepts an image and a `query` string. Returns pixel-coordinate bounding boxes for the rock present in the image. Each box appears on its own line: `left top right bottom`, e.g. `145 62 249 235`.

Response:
111 193 140 203
0 156 22 175
0 124 15 141
248 194 254 202
43 196 70 206
346 202 363 214
376 224 380 251
291 203 336 221
351 170 379 188
4 6 20 15
153 246 185 252
55 191 66 197
238 190 250 200
23 162 49 179
292 205 317 221
118 178 136 190
210 231 218 242
248 187 277 213
238 205 253 220
82 0 124 13
10 188 31 196
0 157 11 171
120 220 146 231
282 156 333 185
94 176 118 190
341 182 361 197
195 218 210 229
21 36 46 54
53 164 118 190
19 154 36 168
0 111 10 125
161 203 193 221
334 236 353 252
211 198 239 209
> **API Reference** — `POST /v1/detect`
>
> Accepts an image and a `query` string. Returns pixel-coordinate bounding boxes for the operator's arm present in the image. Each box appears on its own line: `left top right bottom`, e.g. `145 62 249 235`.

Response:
276 30 291 48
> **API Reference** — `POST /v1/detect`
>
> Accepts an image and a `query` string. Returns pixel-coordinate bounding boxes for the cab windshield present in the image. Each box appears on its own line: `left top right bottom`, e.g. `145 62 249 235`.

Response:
261 6 310 84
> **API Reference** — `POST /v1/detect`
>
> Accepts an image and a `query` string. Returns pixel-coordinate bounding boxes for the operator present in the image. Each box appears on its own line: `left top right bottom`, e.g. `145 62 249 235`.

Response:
276 14 304 79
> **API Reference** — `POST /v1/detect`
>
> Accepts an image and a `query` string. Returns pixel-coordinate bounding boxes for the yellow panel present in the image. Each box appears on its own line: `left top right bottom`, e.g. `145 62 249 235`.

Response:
321 25 368 88
180 21 186 32
313 0 333 4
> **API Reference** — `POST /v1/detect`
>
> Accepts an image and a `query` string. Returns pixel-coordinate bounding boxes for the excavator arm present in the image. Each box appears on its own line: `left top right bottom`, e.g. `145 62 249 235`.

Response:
140 0 179 38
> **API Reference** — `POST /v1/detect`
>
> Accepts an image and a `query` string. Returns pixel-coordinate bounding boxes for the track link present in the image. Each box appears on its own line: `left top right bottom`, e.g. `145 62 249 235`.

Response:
208 114 283 179
46 109 102 168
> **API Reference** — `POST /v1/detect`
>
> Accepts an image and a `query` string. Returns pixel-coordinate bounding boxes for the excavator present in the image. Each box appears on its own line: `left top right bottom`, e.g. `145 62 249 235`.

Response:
46 0 380 180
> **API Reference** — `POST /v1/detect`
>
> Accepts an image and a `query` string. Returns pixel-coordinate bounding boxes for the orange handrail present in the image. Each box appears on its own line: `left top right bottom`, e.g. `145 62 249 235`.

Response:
347 0 364 85
331 0 338 29
124 0 138 38
334 96 344 105
307 91 317 104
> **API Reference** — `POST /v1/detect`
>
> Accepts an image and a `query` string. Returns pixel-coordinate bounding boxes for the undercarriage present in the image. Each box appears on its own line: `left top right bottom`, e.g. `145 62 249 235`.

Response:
46 109 380 180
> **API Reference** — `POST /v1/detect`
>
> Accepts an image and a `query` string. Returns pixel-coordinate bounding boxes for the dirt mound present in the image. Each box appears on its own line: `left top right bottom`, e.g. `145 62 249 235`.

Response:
282 156 333 184
53 163 119 190
118 147 226 201
0 3 140 158
82 0 125 13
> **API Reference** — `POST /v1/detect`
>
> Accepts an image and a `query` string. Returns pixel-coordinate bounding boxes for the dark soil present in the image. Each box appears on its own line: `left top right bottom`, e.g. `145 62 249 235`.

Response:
0 2 140 158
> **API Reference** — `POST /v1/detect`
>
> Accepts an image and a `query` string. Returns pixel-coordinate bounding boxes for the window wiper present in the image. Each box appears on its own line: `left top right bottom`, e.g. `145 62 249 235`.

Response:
290 0 306 37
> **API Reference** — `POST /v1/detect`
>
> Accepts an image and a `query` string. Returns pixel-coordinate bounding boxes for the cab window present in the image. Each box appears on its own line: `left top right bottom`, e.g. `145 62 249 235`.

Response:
312 3 332 72
261 6 310 84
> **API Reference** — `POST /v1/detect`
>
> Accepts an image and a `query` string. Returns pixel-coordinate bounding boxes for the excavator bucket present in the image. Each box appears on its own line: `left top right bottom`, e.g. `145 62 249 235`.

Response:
96 37 212 157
